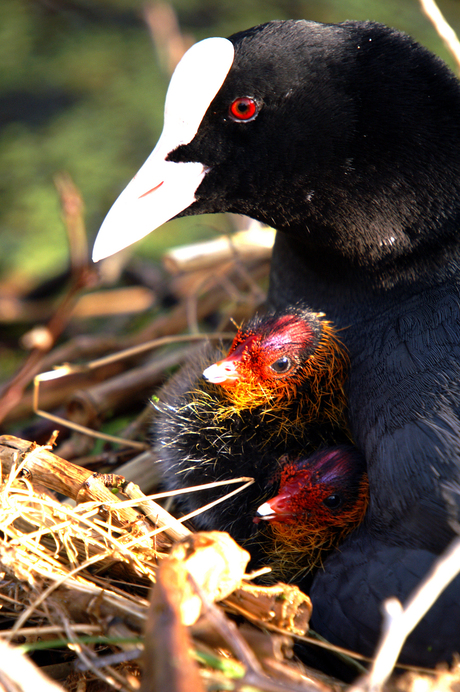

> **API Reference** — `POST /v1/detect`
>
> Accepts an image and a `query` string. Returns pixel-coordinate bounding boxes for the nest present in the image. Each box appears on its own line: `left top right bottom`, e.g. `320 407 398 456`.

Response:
0 434 317 692
0 178 459 692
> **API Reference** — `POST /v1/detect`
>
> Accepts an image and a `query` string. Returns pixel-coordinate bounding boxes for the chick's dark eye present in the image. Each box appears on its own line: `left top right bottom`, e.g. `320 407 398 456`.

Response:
229 97 258 122
323 494 343 509
270 356 292 374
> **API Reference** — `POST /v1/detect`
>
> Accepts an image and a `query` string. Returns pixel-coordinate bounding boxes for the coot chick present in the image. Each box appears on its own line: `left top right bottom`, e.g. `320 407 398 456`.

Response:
153 305 351 544
254 446 368 580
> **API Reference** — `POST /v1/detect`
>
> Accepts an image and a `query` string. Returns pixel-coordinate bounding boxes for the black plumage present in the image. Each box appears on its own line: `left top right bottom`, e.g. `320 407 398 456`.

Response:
94 19 460 665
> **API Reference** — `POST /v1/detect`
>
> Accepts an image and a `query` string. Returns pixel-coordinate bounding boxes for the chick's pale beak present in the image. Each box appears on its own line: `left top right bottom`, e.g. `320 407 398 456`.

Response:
202 359 240 384
254 492 295 523
254 501 277 522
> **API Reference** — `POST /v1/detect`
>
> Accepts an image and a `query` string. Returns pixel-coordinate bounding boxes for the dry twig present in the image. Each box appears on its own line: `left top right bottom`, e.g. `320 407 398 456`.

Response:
420 0 460 72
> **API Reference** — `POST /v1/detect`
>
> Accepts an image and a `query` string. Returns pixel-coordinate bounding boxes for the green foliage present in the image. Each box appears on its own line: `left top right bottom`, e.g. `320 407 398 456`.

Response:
1 0 459 283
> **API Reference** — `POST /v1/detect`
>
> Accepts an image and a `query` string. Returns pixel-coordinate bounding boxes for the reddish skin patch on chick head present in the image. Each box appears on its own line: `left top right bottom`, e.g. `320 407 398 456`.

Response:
260 447 369 573
205 309 348 424
226 314 316 392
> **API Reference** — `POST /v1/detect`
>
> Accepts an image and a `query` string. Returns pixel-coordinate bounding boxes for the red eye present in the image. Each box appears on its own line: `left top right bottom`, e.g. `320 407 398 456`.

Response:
229 97 258 122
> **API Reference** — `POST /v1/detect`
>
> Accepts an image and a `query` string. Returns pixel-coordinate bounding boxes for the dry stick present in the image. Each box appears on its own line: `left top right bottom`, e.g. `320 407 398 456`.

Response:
40 335 125 372
61 614 133 692
3 500 156 598
0 489 151 636
176 479 255 526
223 604 430 676
0 175 94 424
49 577 148 632
122 477 254 545
0 296 65 325
7 552 114 639
135 259 269 344
0 624 100 639
3 361 121 426
74 619 143 671
115 449 161 493
192 578 325 692
60 347 198 451
4 224 268 425
6 261 260 428
25 256 268 422
0 435 151 531
143 2 190 75
85 331 234 370
54 173 88 276
142 559 205 692
162 226 275 274
353 537 460 692
420 0 460 72
33 332 234 449
5 256 262 424
72 285 155 318
0 280 89 424
0 434 254 547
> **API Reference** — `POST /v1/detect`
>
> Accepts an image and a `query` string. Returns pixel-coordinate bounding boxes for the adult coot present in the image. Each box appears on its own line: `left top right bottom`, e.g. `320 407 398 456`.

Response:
93 20 460 665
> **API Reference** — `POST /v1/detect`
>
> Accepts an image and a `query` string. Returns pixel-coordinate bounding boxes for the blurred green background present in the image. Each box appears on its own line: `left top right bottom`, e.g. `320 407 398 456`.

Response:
1 0 460 288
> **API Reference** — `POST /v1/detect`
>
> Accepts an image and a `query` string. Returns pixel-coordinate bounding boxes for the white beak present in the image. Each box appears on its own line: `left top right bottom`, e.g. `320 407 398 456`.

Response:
92 37 235 262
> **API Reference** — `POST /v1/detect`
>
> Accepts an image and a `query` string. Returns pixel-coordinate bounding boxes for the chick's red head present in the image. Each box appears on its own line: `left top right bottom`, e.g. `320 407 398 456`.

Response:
203 306 346 413
255 446 368 561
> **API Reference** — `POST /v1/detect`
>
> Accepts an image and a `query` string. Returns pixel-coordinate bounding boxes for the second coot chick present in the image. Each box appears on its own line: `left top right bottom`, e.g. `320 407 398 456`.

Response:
153 305 351 543
254 446 368 579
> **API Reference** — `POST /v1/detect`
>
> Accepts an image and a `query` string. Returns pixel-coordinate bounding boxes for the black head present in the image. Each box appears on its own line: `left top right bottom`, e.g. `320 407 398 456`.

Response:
171 20 460 273
94 19 460 286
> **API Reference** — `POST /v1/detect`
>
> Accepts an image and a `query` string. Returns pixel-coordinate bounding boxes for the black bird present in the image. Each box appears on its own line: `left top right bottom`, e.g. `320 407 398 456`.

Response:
153 305 350 545
93 20 460 665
